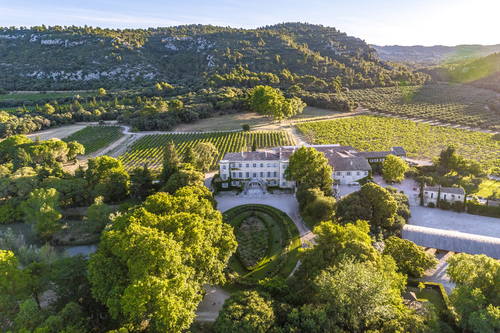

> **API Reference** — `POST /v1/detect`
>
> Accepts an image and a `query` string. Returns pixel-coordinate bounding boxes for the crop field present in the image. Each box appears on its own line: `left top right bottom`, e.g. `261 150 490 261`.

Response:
340 84 500 129
118 131 296 171
297 115 500 170
62 125 124 155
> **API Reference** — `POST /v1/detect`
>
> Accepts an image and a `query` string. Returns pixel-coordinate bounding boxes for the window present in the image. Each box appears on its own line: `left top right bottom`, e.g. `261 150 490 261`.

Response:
260 172 264 177
273 172 277 177
230 163 235 168
282 182 286 187
245 163 249 168
222 174 227 180
267 163 270 167
365 171 368 176
231 181 235 186
239 163 242 168
253 163 256 168
356 171 360 176
253 173 257 178
267 172 271 177
222 165 227 170
245 172 249 178
431 193 434 198
239 172 243 178
347 172 351 176
336 172 341 176
282 173 286 179
232 172 236 178
458 196 461 199
222 183 228 188
444 194 447 200
260 163 264 167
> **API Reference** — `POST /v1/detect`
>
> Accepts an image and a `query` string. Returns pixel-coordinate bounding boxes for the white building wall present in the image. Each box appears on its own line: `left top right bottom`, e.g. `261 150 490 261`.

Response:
424 190 464 205
219 159 294 188
333 170 369 184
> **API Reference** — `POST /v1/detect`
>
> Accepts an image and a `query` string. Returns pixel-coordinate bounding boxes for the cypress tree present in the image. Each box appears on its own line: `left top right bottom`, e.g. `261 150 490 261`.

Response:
160 141 180 185
251 138 257 152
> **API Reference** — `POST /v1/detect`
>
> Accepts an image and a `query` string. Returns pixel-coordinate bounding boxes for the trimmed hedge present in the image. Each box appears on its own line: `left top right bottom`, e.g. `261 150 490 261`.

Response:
222 204 295 287
407 279 450 309
467 201 500 218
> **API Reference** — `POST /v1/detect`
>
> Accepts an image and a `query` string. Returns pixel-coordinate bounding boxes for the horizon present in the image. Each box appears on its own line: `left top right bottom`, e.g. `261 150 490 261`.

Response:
2 0 499 47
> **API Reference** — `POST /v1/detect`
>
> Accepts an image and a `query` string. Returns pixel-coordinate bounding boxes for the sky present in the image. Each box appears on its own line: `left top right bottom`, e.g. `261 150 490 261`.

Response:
1 0 499 46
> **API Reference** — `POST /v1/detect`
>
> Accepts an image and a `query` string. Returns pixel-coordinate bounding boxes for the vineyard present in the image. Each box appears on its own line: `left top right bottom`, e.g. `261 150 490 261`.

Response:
297 115 500 170
62 126 124 155
118 131 297 171
339 84 500 130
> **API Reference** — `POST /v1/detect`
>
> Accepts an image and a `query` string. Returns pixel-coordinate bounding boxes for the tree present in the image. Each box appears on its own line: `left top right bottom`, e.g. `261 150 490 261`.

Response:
163 169 205 194
97 88 106 97
20 188 62 240
0 250 28 325
314 259 405 333
88 189 237 332
193 142 218 172
383 155 408 183
129 163 154 200
160 141 180 185
12 147 32 171
86 196 112 234
66 141 85 160
214 291 275 333
296 220 379 281
85 156 129 203
335 191 372 224
383 237 438 277
168 99 184 112
183 146 196 165
438 145 456 170
285 146 333 196
360 183 398 228
251 138 257 151
247 85 306 121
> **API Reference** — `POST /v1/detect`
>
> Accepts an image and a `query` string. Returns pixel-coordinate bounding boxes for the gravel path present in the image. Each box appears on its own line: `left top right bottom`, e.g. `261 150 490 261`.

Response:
419 251 455 294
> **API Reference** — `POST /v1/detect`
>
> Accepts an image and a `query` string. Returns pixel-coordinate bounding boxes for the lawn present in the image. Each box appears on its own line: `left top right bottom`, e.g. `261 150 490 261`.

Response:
407 286 445 312
222 205 301 293
297 115 500 170
458 177 500 199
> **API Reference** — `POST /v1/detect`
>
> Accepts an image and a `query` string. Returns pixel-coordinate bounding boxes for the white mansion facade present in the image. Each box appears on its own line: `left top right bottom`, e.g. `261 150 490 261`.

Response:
217 144 407 189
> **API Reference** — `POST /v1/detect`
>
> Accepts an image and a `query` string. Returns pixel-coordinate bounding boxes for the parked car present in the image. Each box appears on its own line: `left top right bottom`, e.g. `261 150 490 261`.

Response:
348 182 360 187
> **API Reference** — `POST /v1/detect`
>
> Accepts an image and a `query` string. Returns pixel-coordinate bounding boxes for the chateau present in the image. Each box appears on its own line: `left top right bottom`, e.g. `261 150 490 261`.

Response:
218 144 406 190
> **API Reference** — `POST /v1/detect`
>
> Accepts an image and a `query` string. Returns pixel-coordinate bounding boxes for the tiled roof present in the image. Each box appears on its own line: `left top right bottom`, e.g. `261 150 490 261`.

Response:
328 156 371 171
391 146 407 155
355 151 394 159
222 151 282 161
424 186 465 195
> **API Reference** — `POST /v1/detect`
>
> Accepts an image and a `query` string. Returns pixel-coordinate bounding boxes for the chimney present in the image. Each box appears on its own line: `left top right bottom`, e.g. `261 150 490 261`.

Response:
241 150 244 157
350 160 353 166
265 151 267 158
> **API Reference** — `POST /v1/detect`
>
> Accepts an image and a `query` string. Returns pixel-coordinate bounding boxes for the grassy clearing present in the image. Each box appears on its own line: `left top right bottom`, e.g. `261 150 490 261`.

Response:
407 286 445 312
458 177 500 199
62 125 124 155
297 115 500 170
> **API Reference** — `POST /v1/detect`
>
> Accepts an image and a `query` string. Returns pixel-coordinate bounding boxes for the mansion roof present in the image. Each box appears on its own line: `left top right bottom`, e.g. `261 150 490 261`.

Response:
424 186 465 195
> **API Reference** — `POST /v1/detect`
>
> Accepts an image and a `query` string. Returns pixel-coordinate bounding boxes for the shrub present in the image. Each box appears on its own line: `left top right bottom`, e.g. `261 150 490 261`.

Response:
493 133 500 141
439 200 451 210
428 202 435 208
132 127 139 133
451 200 465 212
242 124 250 131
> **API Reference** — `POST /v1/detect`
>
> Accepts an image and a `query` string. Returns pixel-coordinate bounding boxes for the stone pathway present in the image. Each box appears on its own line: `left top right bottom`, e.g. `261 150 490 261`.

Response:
419 251 455 295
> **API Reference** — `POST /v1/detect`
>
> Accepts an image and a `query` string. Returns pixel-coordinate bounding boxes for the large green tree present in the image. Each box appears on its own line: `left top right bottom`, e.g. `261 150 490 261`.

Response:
163 168 205 194
88 187 236 332
20 188 62 240
383 237 438 278
129 163 155 201
193 142 218 172
0 250 28 327
86 156 129 203
285 146 333 195
247 85 305 120
214 291 275 333
382 154 408 183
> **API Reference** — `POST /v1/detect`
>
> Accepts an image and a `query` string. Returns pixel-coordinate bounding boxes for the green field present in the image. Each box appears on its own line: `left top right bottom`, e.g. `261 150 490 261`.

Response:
118 131 297 171
338 84 500 129
62 125 124 155
297 115 500 170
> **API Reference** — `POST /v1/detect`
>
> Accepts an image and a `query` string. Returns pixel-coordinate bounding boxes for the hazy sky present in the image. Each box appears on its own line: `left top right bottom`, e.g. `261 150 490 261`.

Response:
1 0 499 46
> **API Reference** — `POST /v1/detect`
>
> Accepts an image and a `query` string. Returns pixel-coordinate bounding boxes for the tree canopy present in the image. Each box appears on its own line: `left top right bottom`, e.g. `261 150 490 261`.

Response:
383 155 408 183
247 85 305 121
88 187 236 332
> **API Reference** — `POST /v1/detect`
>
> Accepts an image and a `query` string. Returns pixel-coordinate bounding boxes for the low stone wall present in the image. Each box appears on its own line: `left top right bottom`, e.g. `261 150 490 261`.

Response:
403 224 500 259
